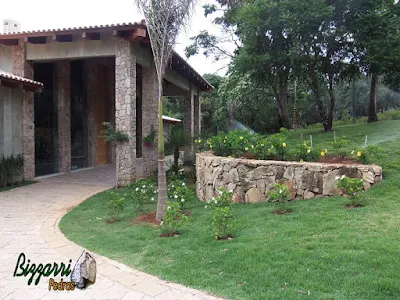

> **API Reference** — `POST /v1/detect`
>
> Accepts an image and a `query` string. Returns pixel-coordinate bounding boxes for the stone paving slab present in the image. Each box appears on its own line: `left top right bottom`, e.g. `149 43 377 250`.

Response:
0 167 223 300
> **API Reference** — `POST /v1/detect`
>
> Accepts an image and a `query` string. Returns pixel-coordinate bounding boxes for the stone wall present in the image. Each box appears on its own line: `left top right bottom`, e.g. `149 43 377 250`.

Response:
196 152 383 203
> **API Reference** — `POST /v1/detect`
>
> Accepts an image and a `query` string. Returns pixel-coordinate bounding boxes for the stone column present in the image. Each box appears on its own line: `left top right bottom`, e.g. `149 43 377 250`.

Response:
86 60 97 167
12 41 35 179
56 61 71 173
142 62 159 177
183 85 194 162
194 87 201 137
115 38 136 187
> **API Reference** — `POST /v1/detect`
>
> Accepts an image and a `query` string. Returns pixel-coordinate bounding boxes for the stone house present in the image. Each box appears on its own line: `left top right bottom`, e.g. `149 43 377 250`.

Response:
0 20 212 186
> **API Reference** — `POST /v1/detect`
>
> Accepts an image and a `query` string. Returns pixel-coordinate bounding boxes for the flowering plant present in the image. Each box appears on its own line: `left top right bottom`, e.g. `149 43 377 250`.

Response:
130 179 158 211
160 201 189 236
206 189 235 239
336 175 364 207
268 183 291 213
168 179 195 209
106 192 126 223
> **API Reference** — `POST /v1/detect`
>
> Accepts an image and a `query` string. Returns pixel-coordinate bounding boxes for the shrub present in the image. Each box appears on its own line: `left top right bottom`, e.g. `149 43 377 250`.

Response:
0 154 24 188
130 179 158 211
327 138 351 150
206 189 235 240
289 142 320 162
168 179 195 210
349 146 385 165
101 122 129 142
268 183 291 212
336 176 364 207
160 201 189 236
269 129 288 160
106 192 126 222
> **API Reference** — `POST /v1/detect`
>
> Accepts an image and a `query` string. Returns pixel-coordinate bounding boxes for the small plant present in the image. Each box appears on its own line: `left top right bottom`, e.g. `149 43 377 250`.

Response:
206 189 235 240
101 122 129 143
290 142 320 162
327 139 350 150
168 179 195 210
143 125 156 148
106 192 126 223
130 179 158 212
336 175 365 208
160 201 189 236
0 154 24 187
268 183 292 214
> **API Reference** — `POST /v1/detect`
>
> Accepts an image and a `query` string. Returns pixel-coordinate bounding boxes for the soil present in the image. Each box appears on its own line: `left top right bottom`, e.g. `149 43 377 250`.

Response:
319 155 358 164
160 232 181 237
273 209 293 215
131 212 160 226
183 210 192 216
344 204 365 209
216 235 235 240
106 219 121 224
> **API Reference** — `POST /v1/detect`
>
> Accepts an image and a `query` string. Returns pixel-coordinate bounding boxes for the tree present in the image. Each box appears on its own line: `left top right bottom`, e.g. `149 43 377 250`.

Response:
165 126 191 170
349 0 400 122
135 0 198 221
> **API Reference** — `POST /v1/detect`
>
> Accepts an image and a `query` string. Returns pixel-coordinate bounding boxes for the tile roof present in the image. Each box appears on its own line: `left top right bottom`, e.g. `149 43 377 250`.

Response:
0 69 44 88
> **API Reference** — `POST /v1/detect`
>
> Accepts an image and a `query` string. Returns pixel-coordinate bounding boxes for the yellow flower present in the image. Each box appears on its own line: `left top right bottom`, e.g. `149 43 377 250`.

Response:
325 149 328 153
351 150 355 155
223 140 226 143
251 145 254 149
304 143 307 147
300 159 304 163
268 149 272 153
228 156 232 158
240 136 244 140
357 151 362 157
307 148 311 154
198 139 202 143
209 144 213 149
245 147 249 151
321 151 326 157
282 143 287 148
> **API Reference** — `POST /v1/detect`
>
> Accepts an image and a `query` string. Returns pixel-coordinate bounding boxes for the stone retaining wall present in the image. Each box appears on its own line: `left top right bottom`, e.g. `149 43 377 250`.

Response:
196 152 383 203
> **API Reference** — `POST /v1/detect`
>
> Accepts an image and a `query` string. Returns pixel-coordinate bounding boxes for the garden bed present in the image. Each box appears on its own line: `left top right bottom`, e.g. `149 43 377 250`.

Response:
196 151 383 203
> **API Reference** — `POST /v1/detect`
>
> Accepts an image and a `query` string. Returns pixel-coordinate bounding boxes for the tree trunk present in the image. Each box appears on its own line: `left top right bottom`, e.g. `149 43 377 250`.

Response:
275 83 291 129
156 92 168 222
368 72 378 123
326 71 335 132
173 148 180 169
310 71 329 132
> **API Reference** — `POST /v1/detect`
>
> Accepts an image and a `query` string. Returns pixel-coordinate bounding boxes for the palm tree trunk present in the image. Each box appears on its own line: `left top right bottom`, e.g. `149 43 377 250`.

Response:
156 93 168 221
173 148 180 169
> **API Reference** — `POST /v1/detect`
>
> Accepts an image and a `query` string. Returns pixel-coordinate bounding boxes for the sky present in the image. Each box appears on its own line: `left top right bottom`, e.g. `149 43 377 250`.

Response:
0 0 231 76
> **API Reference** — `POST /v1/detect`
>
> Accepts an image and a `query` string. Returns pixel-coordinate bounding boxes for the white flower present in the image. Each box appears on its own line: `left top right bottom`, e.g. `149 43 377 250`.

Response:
172 185 175 188
167 206 171 210
217 190 223 195
279 189 283 194
181 199 185 203
154 190 157 194
160 221 164 225
182 182 186 186
174 195 178 199
335 176 340 181
341 175 346 179
214 199 218 204
142 185 146 188
135 187 139 191
151 197 155 201
205 205 208 209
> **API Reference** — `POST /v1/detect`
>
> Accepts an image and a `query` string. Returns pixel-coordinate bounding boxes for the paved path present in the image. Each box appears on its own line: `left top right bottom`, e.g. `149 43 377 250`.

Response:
0 166 221 300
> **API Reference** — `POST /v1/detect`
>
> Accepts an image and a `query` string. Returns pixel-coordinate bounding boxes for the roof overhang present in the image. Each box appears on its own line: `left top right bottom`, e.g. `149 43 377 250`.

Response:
0 21 214 92
0 70 43 92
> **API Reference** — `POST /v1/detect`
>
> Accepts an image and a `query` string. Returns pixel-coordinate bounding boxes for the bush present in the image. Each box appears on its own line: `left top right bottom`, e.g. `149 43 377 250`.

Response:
168 179 195 210
160 201 189 236
0 154 24 188
106 192 126 222
206 189 235 240
289 142 320 162
268 183 291 212
336 176 364 207
349 146 386 165
129 179 158 211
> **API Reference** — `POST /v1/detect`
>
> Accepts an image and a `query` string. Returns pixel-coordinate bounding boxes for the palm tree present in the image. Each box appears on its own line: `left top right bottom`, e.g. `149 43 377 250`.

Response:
166 126 192 170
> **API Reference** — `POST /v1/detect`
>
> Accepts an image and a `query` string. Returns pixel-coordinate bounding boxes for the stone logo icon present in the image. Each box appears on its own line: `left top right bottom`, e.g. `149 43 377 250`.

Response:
70 250 97 289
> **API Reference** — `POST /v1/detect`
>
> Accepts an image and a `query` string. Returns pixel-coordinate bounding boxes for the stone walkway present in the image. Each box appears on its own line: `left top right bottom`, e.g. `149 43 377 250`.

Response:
0 166 221 300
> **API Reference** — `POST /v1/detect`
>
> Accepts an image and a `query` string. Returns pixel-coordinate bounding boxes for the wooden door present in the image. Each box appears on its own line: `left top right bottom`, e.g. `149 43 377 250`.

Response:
96 64 110 166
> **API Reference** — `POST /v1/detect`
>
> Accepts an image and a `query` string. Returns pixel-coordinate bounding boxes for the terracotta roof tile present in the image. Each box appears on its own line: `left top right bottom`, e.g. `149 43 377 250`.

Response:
0 70 44 88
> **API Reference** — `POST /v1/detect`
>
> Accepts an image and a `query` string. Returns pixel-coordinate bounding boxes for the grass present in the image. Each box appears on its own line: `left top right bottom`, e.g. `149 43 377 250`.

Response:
60 120 400 300
0 180 36 192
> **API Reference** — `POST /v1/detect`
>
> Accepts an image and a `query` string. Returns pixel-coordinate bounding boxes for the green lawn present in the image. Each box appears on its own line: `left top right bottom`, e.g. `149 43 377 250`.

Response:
60 120 400 300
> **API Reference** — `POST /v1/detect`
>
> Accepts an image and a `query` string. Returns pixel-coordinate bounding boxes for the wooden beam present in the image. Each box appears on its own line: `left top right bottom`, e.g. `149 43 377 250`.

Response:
126 28 147 41
82 32 101 40
0 39 19 46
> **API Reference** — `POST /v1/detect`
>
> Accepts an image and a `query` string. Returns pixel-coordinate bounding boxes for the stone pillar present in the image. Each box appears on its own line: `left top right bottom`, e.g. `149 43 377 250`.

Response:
115 38 136 187
194 87 201 137
183 85 194 162
12 41 35 179
56 61 71 173
21 91 35 179
86 60 97 167
142 62 159 177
